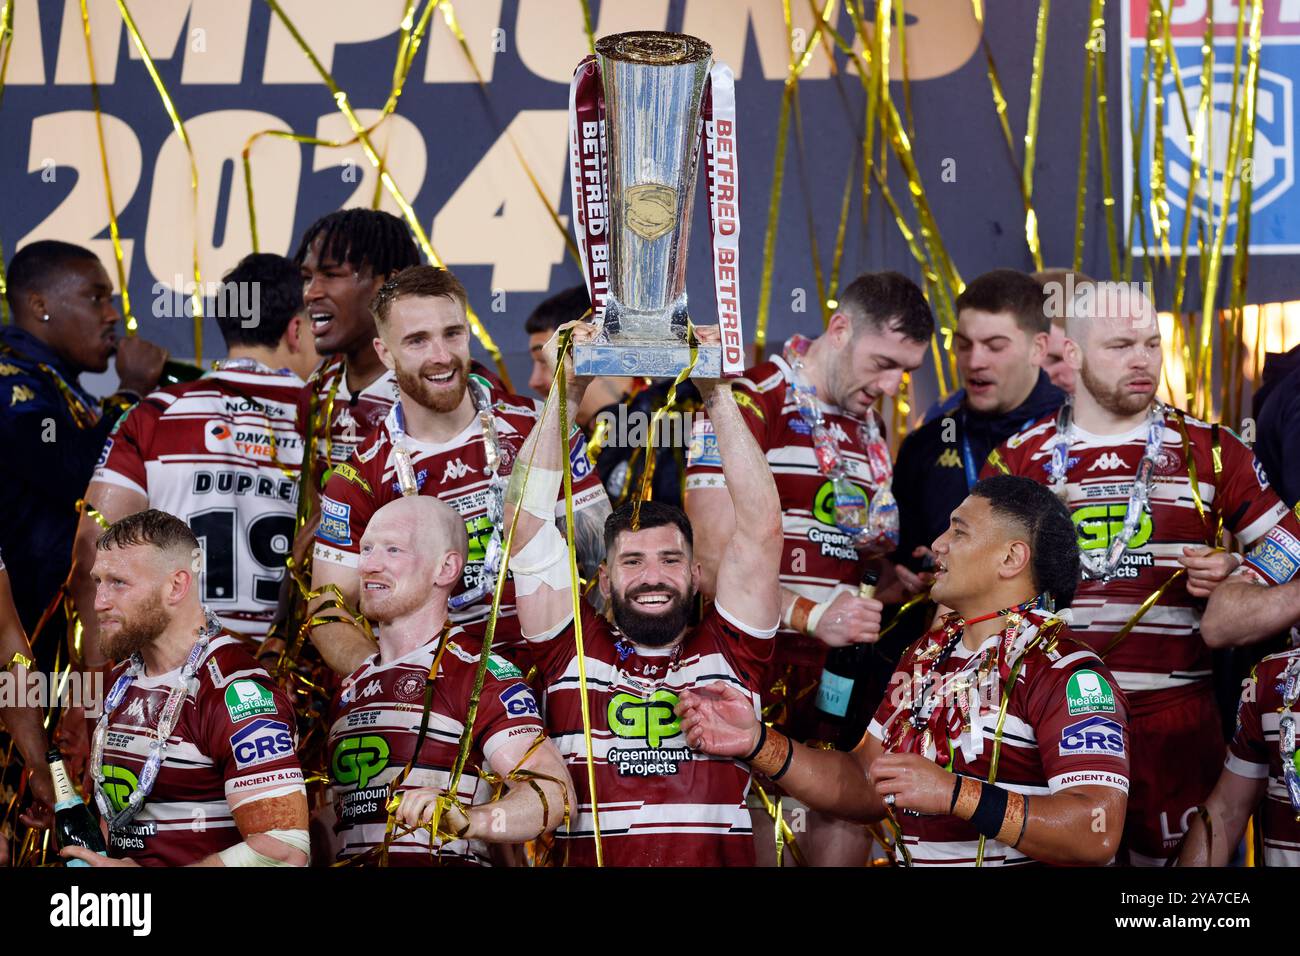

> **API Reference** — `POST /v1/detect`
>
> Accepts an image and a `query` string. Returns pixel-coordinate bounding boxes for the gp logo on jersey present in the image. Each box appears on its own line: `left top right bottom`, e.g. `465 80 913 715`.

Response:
1059 716 1126 758
812 479 870 527
229 718 295 770
608 690 680 747
331 735 390 790
499 683 540 718
1072 504 1154 551
100 764 141 814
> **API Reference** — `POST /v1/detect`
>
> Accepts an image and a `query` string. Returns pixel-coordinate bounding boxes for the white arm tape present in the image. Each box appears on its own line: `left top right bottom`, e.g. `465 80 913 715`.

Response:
511 521 571 596
521 465 564 521
217 828 309 867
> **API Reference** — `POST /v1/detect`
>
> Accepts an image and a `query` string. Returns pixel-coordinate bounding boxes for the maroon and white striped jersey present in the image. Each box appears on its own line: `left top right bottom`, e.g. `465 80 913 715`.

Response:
327 628 544 866
95 635 306 866
984 408 1300 700
869 611 1131 866
1225 648 1300 866
529 601 775 867
684 357 887 671
312 385 606 646
298 359 397 480
93 368 307 640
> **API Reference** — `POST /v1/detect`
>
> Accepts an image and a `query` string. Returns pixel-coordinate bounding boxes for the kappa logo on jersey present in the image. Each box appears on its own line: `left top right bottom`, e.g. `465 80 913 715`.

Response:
499 682 540 718
1072 504 1154 551
1059 716 1126 757
100 764 141 814
441 458 474 483
1088 452 1127 472
224 680 276 723
318 496 352 546
331 735 390 790
122 697 149 724
357 679 382 700
1066 669 1117 715
608 690 680 747
229 718 295 769
936 448 961 468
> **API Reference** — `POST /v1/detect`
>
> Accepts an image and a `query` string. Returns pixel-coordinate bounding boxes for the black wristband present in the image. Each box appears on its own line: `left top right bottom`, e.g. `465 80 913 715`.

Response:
769 736 796 781
742 722 768 763
949 774 963 814
967 781 1010 840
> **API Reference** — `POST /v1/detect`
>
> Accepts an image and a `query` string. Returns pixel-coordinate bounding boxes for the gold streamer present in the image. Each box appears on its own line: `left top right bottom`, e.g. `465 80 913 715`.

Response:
115 0 204 357
1072 0 1101 274
1147 1 1172 268
1122 3 1158 284
262 0 512 390
1090 0 1121 281
0 0 14 324
579 0 596 55
78 0 134 332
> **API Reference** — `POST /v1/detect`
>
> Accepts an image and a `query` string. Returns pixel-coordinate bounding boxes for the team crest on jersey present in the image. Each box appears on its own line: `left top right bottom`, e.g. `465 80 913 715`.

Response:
394 674 426 702
1152 448 1183 476
1088 452 1127 472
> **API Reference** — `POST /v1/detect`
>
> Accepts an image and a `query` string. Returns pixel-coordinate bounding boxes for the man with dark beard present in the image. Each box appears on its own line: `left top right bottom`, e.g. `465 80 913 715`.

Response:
308 266 610 675
64 510 308 867
983 280 1300 865
503 321 783 866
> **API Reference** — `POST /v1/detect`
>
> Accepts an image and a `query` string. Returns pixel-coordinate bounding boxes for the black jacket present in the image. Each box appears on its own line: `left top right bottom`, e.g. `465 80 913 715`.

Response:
0 326 126 635
1252 345 1300 509
892 370 1066 568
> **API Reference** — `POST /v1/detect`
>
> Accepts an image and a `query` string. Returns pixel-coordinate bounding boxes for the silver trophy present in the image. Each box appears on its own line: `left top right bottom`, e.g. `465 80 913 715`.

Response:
569 32 736 379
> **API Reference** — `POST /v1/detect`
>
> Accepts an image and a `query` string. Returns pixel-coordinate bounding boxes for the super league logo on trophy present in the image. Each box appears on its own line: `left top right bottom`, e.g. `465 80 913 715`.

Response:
568 31 744 378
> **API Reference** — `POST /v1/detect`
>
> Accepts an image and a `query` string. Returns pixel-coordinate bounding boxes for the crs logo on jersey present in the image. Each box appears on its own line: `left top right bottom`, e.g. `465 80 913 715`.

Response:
1058 716 1126 758
229 718 295 770
499 683 540 718
570 437 594 480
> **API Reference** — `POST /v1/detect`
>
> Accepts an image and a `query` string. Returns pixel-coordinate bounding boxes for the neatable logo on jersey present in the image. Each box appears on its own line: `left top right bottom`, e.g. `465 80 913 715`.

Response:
224 679 277 723
1072 504 1153 551
229 718 295 770
100 764 140 814
1066 669 1116 715
1059 716 1126 758
1245 527 1300 584
332 735 390 790
608 690 680 747
318 496 352 546
499 682 540 718
486 654 522 681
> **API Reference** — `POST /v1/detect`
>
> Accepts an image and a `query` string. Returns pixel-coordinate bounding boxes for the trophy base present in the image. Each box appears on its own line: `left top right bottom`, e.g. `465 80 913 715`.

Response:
574 343 721 379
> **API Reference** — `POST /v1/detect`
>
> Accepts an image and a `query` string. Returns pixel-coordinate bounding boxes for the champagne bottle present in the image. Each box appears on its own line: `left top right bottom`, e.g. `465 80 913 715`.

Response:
812 570 879 750
158 359 205 386
48 749 107 866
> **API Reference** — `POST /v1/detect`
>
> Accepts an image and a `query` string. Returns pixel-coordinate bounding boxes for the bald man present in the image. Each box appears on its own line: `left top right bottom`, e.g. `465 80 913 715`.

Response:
65 509 308 867
323 495 574 866
983 279 1300 865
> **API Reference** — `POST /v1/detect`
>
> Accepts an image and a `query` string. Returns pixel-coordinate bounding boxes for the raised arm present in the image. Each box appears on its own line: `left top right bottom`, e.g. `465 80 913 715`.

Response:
504 322 595 640
706 382 783 632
